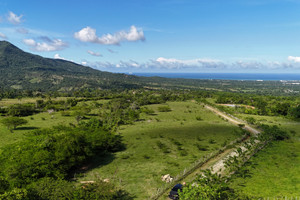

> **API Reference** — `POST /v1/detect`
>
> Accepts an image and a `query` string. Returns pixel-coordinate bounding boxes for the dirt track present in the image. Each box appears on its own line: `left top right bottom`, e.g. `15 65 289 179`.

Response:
157 104 261 200
204 105 260 135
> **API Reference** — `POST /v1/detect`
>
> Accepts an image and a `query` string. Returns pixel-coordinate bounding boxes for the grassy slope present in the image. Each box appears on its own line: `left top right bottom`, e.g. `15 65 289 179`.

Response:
229 114 300 198
0 110 76 149
81 101 242 199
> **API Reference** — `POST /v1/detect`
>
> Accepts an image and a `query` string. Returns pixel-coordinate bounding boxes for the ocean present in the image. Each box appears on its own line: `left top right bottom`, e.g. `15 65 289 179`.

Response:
130 73 300 81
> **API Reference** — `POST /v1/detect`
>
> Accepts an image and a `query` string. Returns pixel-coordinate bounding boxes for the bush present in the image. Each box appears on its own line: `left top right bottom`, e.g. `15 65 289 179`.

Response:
196 116 203 121
28 178 133 200
195 143 209 151
179 169 249 199
140 107 155 115
245 117 256 125
208 139 216 144
156 141 170 153
0 125 125 187
7 103 36 117
260 124 290 141
158 106 171 112
0 117 28 132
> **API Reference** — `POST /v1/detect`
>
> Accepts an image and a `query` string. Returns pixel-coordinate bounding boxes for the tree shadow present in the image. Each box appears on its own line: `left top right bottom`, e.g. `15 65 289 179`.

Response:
86 113 98 117
15 126 39 131
69 153 116 179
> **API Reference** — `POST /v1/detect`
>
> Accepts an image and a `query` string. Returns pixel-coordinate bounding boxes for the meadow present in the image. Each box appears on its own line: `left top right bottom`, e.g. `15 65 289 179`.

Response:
1 94 299 199
227 113 300 198
79 101 243 199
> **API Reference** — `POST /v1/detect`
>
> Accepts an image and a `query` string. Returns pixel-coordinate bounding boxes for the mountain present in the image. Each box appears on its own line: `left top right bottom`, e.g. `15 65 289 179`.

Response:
0 41 142 91
1 41 282 94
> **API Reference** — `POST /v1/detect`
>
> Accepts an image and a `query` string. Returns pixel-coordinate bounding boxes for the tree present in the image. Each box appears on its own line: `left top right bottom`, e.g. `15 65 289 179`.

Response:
0 117 28 132
288 105 300 120
158 105 171 112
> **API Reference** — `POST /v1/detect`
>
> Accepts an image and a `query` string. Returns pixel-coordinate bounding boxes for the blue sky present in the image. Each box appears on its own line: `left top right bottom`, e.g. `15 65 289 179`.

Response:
1 0 300 73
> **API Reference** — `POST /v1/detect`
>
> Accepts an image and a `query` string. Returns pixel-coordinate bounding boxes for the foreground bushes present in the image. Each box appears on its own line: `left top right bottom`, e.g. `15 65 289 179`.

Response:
0 124 126 198
179 169 251 200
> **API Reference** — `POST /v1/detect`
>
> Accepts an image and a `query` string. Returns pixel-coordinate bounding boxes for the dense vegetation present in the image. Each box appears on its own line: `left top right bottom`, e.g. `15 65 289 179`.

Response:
0 122 127 198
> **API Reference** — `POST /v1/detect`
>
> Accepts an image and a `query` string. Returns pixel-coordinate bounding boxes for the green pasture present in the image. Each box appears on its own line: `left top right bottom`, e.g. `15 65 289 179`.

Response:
0 111 77 148
230 114 300 198
0 97 70 107
80 101 243 199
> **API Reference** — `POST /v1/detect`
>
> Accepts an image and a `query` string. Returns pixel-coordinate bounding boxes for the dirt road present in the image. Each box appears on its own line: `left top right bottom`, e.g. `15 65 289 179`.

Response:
204 105 260 135
156 104 261 200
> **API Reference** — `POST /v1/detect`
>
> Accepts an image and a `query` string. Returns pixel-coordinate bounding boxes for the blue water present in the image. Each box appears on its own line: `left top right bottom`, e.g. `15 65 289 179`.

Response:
131 73 300 81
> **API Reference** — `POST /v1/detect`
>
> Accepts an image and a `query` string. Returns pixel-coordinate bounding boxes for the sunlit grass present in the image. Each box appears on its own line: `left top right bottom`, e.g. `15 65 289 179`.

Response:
81 101 242 199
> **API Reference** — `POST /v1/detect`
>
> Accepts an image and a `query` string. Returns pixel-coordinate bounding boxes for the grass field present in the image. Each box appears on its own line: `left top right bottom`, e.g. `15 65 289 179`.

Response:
0 110 77 148
0 97 70 107
80 101 243 199
0 97 109 148
229 113 300 198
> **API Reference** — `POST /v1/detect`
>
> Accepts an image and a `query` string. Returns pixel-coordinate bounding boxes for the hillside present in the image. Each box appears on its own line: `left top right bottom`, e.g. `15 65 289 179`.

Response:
0 41 141 91
1 41 299 95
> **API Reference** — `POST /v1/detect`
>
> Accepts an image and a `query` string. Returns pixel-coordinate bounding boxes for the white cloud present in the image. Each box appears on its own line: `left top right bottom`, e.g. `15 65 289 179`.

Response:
54 54 65 60
7 11 23 25
80 56 300 72
23 37 68 52
0 32 7 39
23 39 36 46
153 57 224 69
288 56 300 63
74 25 145 45
87 50 102 57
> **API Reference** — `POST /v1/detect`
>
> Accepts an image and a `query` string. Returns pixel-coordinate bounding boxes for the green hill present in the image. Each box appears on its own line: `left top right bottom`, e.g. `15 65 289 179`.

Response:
1 41 298 95
0 41 142 91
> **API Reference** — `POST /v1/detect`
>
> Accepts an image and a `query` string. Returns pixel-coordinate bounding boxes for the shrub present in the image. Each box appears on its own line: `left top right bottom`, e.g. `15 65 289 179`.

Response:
196 116 203 121
156 141 170 153
0 117 28 132
179 149 188 156
178 169 247 199
7 104 36 117
0 125 125 187
158 106 171 112
140 107 155 115
208 139 216 144
195 143 209 151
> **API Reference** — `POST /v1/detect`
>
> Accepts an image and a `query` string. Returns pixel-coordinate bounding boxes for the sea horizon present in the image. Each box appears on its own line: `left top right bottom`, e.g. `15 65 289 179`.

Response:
129 72 300 81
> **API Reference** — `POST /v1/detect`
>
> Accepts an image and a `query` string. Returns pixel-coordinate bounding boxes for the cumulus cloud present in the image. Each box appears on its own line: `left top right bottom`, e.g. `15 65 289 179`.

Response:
84 56 300 72
0 32 7 39
74 25 145 45
85 57 224 71
23 37 68 52
87 50 102 57
153 57 224 69
54 54 65 60
7 11 23 25
288 56 300 63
